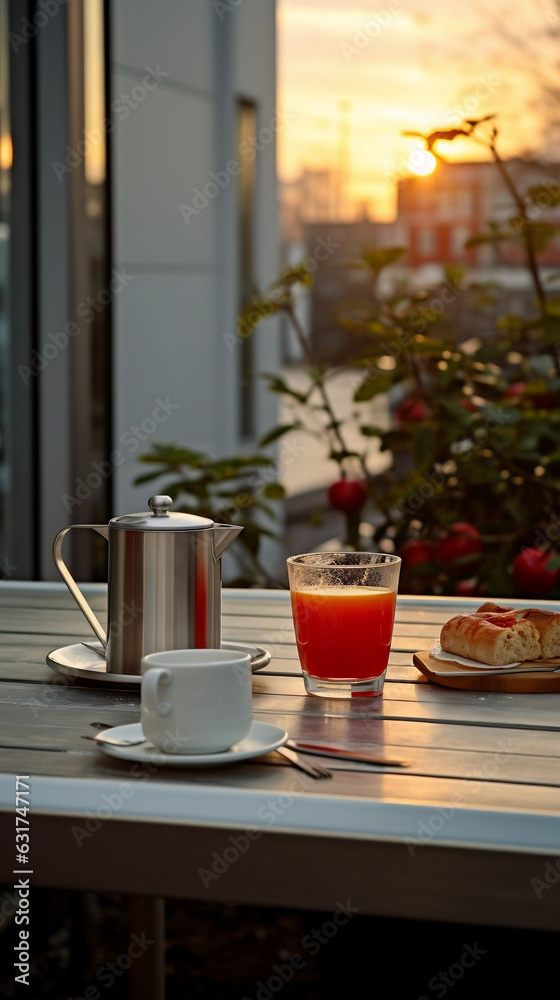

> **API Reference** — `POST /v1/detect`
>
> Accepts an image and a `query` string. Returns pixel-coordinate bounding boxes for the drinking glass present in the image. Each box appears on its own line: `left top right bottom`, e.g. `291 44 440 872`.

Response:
287 552 401 698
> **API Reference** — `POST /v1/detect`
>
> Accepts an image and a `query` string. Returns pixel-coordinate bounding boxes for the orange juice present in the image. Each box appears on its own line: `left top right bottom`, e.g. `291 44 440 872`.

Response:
290 585 396 680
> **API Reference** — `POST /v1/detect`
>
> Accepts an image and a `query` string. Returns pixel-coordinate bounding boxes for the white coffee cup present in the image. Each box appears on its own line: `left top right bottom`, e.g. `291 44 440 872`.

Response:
140 648 252 754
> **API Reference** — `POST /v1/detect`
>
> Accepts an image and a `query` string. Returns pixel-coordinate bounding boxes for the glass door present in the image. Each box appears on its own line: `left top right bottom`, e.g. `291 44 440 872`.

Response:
0 0 11 577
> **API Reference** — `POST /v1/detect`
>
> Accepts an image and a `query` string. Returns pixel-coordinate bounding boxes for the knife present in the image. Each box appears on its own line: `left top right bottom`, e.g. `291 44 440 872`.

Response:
286 740 409 767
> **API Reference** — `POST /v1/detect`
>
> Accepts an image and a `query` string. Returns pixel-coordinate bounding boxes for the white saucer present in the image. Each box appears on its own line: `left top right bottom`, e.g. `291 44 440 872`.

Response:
46 640 271 687
95 720 288 766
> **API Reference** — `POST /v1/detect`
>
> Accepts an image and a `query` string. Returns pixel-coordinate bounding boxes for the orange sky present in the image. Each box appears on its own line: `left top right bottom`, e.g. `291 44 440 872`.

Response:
277 0 560 220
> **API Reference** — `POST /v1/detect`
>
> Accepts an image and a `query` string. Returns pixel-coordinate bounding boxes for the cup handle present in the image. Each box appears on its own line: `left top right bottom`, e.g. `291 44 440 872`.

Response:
53 525 109 647
142 668 172 716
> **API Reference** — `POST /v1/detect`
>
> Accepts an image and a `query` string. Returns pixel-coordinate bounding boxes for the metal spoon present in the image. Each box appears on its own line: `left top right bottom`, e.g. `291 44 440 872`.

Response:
93 730 148 747
81 731 148 747
86 721 147 746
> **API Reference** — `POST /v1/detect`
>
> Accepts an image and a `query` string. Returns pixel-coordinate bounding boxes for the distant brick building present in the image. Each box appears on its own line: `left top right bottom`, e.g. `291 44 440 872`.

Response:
397 158 560 268
293 157 560 363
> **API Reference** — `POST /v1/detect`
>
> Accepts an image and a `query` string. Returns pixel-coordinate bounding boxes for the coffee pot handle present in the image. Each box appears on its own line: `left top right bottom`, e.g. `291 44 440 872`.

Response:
52 525 109 648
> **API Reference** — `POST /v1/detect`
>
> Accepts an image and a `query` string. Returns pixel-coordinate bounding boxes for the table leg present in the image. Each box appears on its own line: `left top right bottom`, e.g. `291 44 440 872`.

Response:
127 895 166 1000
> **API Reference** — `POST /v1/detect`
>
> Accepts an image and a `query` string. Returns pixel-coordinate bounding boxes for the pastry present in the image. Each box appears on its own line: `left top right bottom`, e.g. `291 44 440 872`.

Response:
440 610 541 665
477 602 560 658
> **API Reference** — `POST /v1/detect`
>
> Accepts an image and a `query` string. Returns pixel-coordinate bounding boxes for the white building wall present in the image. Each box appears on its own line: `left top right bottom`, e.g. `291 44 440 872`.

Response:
233 0 281 449
110 0 280 515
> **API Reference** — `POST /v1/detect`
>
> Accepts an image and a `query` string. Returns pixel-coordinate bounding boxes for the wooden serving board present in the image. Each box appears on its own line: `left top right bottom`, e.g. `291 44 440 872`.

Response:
413 650 560 693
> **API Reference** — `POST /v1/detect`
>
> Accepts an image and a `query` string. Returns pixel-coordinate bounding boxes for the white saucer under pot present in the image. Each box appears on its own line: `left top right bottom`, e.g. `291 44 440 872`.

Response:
46 641 271 687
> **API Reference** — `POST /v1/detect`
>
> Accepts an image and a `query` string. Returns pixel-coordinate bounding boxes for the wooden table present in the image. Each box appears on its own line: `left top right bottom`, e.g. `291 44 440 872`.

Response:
1 582 560 992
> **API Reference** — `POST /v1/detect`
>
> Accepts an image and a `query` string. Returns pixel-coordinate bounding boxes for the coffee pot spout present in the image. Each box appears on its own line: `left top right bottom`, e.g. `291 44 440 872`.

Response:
212 523 244 561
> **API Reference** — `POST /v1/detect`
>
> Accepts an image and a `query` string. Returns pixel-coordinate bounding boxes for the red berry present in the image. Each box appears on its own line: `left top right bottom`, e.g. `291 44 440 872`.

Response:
435 522 483 574
401 539 434 569
505 382 554 408
512 548 559 597
395 397 428 424
453 577 479 597
505 382 526 399
328 479 368 513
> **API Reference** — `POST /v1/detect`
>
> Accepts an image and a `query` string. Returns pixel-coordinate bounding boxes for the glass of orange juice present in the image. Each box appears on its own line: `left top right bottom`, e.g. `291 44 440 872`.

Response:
287 552 401 698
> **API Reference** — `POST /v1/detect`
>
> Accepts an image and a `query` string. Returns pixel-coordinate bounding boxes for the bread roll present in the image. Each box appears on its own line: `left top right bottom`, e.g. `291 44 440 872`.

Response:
518 609 560 658
476 602 560 658
440 611 541 665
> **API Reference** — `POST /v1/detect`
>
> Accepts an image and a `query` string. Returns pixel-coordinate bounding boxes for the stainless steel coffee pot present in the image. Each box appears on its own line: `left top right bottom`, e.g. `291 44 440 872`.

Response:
53 495 243 674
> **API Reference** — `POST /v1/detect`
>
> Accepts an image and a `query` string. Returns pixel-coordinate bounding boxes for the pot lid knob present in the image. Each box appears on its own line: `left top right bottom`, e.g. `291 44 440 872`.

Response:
148 495 173 518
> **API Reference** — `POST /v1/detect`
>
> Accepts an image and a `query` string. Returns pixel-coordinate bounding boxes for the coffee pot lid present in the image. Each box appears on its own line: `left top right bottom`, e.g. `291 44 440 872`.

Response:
109 496 214 531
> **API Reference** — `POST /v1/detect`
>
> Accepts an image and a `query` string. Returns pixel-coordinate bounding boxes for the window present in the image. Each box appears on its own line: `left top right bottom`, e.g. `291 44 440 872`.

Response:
452 226 470 256
67 0 111 579
237 99 257 440
4 0 112 579
439 187 472 220
0 0 10 576
417 228 437 256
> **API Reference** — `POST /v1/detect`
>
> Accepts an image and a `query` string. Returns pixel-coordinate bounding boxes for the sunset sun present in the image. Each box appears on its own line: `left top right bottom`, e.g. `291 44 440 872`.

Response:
407 149 437 176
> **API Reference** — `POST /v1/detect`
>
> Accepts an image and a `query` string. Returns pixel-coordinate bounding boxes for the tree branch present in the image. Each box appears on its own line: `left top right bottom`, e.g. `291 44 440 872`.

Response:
489 139 547 313
283 301 369 479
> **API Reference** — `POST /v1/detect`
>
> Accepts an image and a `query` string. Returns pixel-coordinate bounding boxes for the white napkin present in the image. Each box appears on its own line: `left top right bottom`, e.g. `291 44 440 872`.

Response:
430 644 521 670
